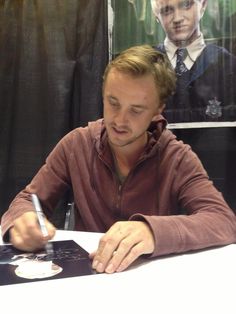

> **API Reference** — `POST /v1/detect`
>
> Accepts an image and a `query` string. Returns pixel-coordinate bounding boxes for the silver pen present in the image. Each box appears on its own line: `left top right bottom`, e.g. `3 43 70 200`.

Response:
31 193 54 255
64 202 75 230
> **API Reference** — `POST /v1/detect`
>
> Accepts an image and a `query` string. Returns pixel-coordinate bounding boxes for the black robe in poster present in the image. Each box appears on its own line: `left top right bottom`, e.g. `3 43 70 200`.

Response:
157 44 236 123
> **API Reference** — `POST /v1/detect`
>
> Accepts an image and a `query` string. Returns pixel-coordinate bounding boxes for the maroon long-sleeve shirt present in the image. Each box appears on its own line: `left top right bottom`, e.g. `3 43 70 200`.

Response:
1 117 236 256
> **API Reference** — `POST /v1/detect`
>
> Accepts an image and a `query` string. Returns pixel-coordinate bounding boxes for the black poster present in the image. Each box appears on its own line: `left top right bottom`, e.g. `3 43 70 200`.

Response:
0 240 95 286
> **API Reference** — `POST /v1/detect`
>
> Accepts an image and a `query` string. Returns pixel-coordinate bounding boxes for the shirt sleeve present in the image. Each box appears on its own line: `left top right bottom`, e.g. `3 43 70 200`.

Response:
130 148 236 257
0 131 74 241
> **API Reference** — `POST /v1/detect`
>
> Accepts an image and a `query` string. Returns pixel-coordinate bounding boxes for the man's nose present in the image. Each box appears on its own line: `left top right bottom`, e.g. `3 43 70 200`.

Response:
172 8 184 22
114 110 128 125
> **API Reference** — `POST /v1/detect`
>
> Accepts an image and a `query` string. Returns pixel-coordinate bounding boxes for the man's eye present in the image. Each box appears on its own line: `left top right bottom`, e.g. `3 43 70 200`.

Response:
110 102 119 107
180 0 194 10
130 108 142 115
160 6 174 16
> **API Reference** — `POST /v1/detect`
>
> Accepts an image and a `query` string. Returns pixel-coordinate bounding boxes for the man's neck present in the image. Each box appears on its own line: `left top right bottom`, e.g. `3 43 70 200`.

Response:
109 133 148 176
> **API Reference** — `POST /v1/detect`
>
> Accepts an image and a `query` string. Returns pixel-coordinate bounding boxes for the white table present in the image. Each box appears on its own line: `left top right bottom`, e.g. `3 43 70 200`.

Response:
1 229 236 314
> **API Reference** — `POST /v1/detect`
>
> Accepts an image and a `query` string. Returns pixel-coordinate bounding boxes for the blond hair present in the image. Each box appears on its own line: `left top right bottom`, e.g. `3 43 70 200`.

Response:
151 0 205 17
103 45 176 104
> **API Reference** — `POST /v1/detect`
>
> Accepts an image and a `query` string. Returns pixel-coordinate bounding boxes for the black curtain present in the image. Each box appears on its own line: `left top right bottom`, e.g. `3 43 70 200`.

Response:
172 128 236 213
0 0 108 225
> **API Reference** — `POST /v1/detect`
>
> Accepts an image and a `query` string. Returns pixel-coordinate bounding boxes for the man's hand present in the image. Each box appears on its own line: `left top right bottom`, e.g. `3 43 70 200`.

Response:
90 221 154 274
9 211 56 252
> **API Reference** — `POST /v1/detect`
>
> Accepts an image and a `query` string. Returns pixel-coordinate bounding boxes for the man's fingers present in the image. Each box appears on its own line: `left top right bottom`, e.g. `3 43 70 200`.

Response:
9 211 56 252
115 242 144 272
92 225 126 272
91 221 155 274
104 237 139 273
45 219 56 239
10 225 44 252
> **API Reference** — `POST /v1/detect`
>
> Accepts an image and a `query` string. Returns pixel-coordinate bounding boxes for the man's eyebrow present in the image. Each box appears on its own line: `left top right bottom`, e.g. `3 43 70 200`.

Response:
179 0 195 9
107 95 148 109
159 0 195 13
130 104 148 110
159 5 173 14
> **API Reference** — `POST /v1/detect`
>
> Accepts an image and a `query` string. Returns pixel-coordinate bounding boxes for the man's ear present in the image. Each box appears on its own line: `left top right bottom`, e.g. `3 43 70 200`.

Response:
152 103 165 120
200 0 208 17
158 103 165 114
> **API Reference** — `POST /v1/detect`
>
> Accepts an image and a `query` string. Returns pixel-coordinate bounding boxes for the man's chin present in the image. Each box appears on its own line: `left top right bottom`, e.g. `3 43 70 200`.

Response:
108 136 132 148
109 139 128 148
171 33 194 46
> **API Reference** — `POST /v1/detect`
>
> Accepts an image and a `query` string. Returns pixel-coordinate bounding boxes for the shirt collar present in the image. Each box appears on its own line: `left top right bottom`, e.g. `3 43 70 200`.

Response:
164 33 206 63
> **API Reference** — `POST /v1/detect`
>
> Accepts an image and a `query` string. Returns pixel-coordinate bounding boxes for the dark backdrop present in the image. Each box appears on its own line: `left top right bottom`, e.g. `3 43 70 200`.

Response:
172 128 236 213
0 0 108 225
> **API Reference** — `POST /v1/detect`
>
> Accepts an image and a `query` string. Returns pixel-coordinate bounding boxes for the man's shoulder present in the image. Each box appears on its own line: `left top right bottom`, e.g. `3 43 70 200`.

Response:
59 119 104 147
203 44 236 61
159 127 191 155
154 43 166 54
192 43 236 75
69 118 103 135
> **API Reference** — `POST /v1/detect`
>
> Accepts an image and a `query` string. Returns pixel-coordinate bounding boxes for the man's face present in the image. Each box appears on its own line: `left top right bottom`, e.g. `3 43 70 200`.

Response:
103 69 162 151
153 0 207 46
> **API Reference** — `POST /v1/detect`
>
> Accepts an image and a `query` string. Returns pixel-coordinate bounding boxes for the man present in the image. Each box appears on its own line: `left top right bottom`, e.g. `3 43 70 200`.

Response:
1 45 236 274
151 0 236 122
